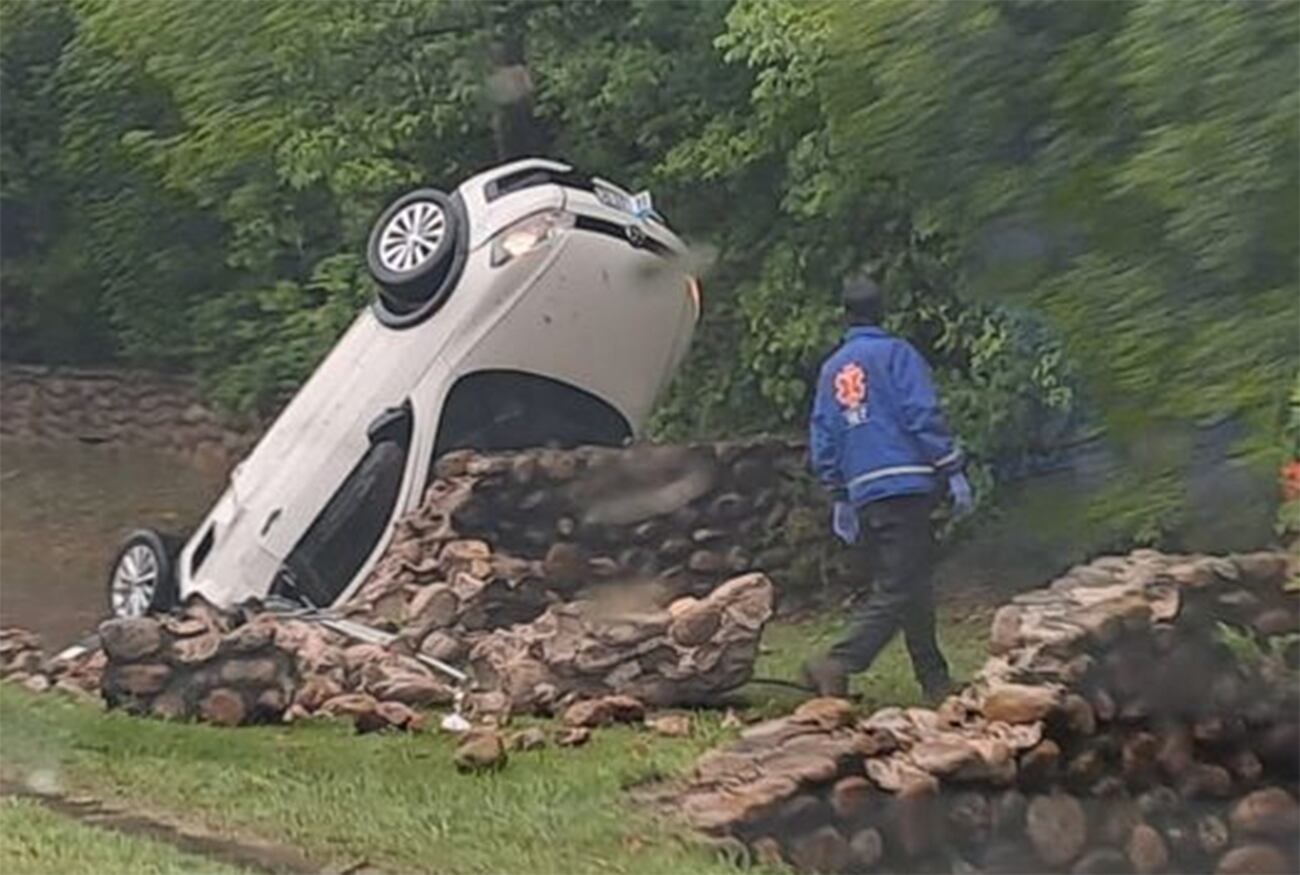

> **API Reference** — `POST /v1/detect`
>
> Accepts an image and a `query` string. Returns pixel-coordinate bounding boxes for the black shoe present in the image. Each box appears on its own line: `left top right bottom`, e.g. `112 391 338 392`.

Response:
921 677 954 706
801 656 849 698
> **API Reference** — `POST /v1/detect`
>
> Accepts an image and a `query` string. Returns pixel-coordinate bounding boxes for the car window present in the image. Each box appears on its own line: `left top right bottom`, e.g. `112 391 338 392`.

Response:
428 371 632 490
278 406 412 607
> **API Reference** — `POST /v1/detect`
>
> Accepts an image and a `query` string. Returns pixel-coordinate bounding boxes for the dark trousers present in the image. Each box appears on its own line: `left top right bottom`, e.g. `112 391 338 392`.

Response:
829 492 950 690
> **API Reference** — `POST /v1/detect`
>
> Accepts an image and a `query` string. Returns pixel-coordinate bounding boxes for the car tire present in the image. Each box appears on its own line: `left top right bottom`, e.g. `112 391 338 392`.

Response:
106 529 181 619
366 188 466 323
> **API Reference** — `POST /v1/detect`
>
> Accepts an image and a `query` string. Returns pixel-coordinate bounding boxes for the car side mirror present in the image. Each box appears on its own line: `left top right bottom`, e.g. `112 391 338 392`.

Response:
367 401 412 445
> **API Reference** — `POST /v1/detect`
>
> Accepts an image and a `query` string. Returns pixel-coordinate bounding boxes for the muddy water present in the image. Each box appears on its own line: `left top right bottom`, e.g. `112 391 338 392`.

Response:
0 440 225 648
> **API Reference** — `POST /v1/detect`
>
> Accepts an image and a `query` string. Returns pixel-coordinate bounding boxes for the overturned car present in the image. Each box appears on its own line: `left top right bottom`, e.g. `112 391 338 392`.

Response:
108 158 699 618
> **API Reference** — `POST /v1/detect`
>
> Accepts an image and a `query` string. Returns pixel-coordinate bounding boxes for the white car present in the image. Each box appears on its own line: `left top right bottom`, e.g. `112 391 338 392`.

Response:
107 158 699 618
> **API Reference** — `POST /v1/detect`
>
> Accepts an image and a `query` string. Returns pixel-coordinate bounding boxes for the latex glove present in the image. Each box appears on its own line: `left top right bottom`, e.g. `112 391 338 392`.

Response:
832 501 860 545
948 472 974 516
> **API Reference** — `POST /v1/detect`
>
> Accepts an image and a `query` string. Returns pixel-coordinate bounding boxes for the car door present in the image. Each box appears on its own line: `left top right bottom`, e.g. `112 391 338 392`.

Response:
273 401 414 607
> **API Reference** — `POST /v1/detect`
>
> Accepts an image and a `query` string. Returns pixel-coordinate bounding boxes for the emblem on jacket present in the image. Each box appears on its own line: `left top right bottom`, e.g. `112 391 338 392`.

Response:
834 361 869 425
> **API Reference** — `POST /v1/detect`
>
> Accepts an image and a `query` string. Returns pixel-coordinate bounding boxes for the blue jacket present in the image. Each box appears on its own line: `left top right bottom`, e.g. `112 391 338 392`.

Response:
809 325 963 506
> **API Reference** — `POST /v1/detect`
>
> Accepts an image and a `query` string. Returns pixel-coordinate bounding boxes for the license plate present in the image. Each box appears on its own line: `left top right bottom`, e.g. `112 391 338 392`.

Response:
594 183 654 218
630 190 653 217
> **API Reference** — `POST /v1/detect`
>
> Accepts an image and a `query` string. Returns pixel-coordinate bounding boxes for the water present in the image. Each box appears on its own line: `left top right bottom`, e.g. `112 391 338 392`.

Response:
0 439 225 648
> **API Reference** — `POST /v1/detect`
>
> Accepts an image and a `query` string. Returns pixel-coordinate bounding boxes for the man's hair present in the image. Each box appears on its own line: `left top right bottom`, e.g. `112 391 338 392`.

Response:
841 270 884 324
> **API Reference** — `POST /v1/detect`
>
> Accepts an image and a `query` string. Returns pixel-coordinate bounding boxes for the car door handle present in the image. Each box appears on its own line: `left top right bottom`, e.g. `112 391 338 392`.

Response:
261 508 281 536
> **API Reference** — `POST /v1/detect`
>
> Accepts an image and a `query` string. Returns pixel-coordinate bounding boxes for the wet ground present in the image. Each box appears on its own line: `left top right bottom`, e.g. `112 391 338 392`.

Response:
0 440 224 648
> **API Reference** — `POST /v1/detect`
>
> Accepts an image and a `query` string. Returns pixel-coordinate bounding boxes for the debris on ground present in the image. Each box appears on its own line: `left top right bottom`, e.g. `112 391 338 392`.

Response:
556 727 592 748
647 714 693 738
562 695 647 728
453 730 508 773
508 727 548 751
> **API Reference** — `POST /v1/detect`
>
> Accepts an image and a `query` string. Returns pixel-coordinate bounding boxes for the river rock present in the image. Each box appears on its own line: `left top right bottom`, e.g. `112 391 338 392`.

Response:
849 827 884 869
454 730 507 772
983 683 1061 724
1215 844 1291 875
787 825 851 874
1229 788 1300 838
556 727 592 747
563 695 645 727
369 700 423 733
1071 847 1133 874
1126 823 1169 874
791 697 856 730
112 662 172 695
99 618 162 661
172 631 221 664
647 713 692 737
219 658 279 685
829 776 873 822
420 631 467 663
509 727 548 751
199 688 247 726
368 670 455 707
1027 794 1087 866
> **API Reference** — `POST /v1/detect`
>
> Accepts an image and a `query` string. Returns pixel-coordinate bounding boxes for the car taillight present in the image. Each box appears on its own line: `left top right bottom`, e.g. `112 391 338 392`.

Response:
490 210 575 266
687 276 702 320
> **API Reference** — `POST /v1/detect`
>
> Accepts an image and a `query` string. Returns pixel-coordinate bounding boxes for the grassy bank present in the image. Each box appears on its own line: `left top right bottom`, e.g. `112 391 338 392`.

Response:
0 611 989 874
0 797 250 875
1 686 734 875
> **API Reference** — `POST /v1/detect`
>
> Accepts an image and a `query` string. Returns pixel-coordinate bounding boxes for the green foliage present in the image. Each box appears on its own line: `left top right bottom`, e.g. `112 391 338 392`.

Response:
3 0 1292 539
650 0 1075 495
0 0 114 363
813 0 1298 496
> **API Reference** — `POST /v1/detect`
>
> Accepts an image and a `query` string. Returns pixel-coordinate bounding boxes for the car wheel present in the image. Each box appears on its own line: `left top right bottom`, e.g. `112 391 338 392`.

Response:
106 529 181 619
366 188 465 319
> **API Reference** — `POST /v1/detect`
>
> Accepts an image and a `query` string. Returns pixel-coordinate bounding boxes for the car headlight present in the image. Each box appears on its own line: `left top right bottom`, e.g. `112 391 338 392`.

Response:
490 210 574 266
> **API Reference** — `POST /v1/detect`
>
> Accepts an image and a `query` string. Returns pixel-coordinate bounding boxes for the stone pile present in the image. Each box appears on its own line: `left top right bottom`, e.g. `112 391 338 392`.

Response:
668 550 1299 874
350 440 829 647
467 571 774 711
0 628 45 682
0 627 104 700
3 569 773 727
2 601 452 731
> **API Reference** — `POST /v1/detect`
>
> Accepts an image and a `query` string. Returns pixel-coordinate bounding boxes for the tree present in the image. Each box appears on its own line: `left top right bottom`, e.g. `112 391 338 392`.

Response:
0 0 114 363
810 0 1296 532
649 0 1075 486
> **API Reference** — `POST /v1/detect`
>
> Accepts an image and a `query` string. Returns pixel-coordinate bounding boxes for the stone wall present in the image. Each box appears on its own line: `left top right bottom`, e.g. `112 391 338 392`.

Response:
0 364 252 469
352 440 839 629
668 550 1299 874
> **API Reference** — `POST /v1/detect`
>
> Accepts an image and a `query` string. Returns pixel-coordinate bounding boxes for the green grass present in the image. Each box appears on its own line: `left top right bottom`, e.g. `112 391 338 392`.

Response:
746 605 991 715
0 685 742 875
0 610 990 874
0 797 250 874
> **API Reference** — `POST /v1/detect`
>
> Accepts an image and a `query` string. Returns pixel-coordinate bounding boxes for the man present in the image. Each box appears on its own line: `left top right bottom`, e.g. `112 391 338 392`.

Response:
802 272 973 701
